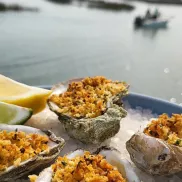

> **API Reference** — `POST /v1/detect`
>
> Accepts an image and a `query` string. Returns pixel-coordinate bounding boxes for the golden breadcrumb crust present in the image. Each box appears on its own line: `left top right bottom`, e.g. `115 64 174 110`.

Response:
0 130 49 171
144 114 182 146
49 76 127 118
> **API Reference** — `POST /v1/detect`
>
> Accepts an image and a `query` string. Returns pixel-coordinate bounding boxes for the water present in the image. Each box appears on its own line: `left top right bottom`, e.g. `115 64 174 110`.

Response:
0 0 182 103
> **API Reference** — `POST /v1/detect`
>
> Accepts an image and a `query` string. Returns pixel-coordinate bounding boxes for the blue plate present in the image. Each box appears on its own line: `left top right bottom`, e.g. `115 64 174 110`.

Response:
123 93 182 116
39 85 182 116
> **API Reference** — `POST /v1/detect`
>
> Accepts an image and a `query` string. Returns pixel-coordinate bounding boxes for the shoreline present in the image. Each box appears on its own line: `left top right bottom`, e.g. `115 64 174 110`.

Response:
48 0 135 11
0 2 39 12
88 0 135 11
130 0 182 5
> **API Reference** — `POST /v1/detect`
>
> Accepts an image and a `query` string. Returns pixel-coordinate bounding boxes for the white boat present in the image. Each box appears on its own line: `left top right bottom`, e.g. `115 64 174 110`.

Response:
142 19 168 28
134 16 169 29
134 9 171 29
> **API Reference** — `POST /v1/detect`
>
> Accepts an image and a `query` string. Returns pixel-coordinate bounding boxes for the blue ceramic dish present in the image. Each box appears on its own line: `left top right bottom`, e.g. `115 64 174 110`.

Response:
39 85 182 116
123 93 182 116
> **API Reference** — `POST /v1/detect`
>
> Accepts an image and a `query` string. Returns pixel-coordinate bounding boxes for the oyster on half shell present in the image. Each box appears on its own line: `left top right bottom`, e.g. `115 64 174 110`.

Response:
48 77 128 144
30 147 140 182
126 132 182 176
0 124 65 182
126 114 182 176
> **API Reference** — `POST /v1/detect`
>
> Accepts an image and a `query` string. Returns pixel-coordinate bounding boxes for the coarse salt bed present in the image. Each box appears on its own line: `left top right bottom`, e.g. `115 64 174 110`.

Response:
15 105 182 182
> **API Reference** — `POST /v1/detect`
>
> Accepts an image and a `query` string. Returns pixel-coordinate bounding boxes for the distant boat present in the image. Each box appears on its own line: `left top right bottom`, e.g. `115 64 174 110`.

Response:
134 10 169 29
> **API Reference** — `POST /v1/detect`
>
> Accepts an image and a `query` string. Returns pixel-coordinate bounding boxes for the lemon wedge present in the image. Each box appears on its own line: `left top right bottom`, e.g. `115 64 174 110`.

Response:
0 101 32 125
0 74 52 114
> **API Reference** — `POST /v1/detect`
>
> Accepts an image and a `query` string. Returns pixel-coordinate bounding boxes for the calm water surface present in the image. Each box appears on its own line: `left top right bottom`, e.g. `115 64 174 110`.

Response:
1 0 182 103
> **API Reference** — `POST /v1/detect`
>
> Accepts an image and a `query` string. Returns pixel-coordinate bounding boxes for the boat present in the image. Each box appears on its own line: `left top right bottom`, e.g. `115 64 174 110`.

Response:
134 9 169 29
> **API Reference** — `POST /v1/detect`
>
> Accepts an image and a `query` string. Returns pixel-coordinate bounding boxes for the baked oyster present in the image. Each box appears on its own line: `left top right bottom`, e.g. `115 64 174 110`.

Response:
29 147 140 182
126 114 182 175
48 76 128 144
0 124 65 181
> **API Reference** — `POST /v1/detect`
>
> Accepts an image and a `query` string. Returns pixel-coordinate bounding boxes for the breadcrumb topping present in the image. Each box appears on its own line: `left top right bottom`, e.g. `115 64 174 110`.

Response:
51 151 126 182
49 76 128 118
144 114 182 146
0 130 49 171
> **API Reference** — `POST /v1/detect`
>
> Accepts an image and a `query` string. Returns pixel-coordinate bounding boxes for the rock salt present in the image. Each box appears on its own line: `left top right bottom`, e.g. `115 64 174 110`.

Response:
24 105 182 182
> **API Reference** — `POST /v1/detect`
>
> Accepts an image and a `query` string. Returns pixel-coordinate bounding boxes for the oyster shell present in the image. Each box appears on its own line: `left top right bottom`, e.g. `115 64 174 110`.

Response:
48 77 128 144
31 147 140 182
0 124 65 181
126 132 182 175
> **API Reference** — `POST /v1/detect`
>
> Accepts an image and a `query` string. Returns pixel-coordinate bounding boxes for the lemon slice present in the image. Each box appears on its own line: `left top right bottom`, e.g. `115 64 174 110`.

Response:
0 74 52 114
0 101 32 125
